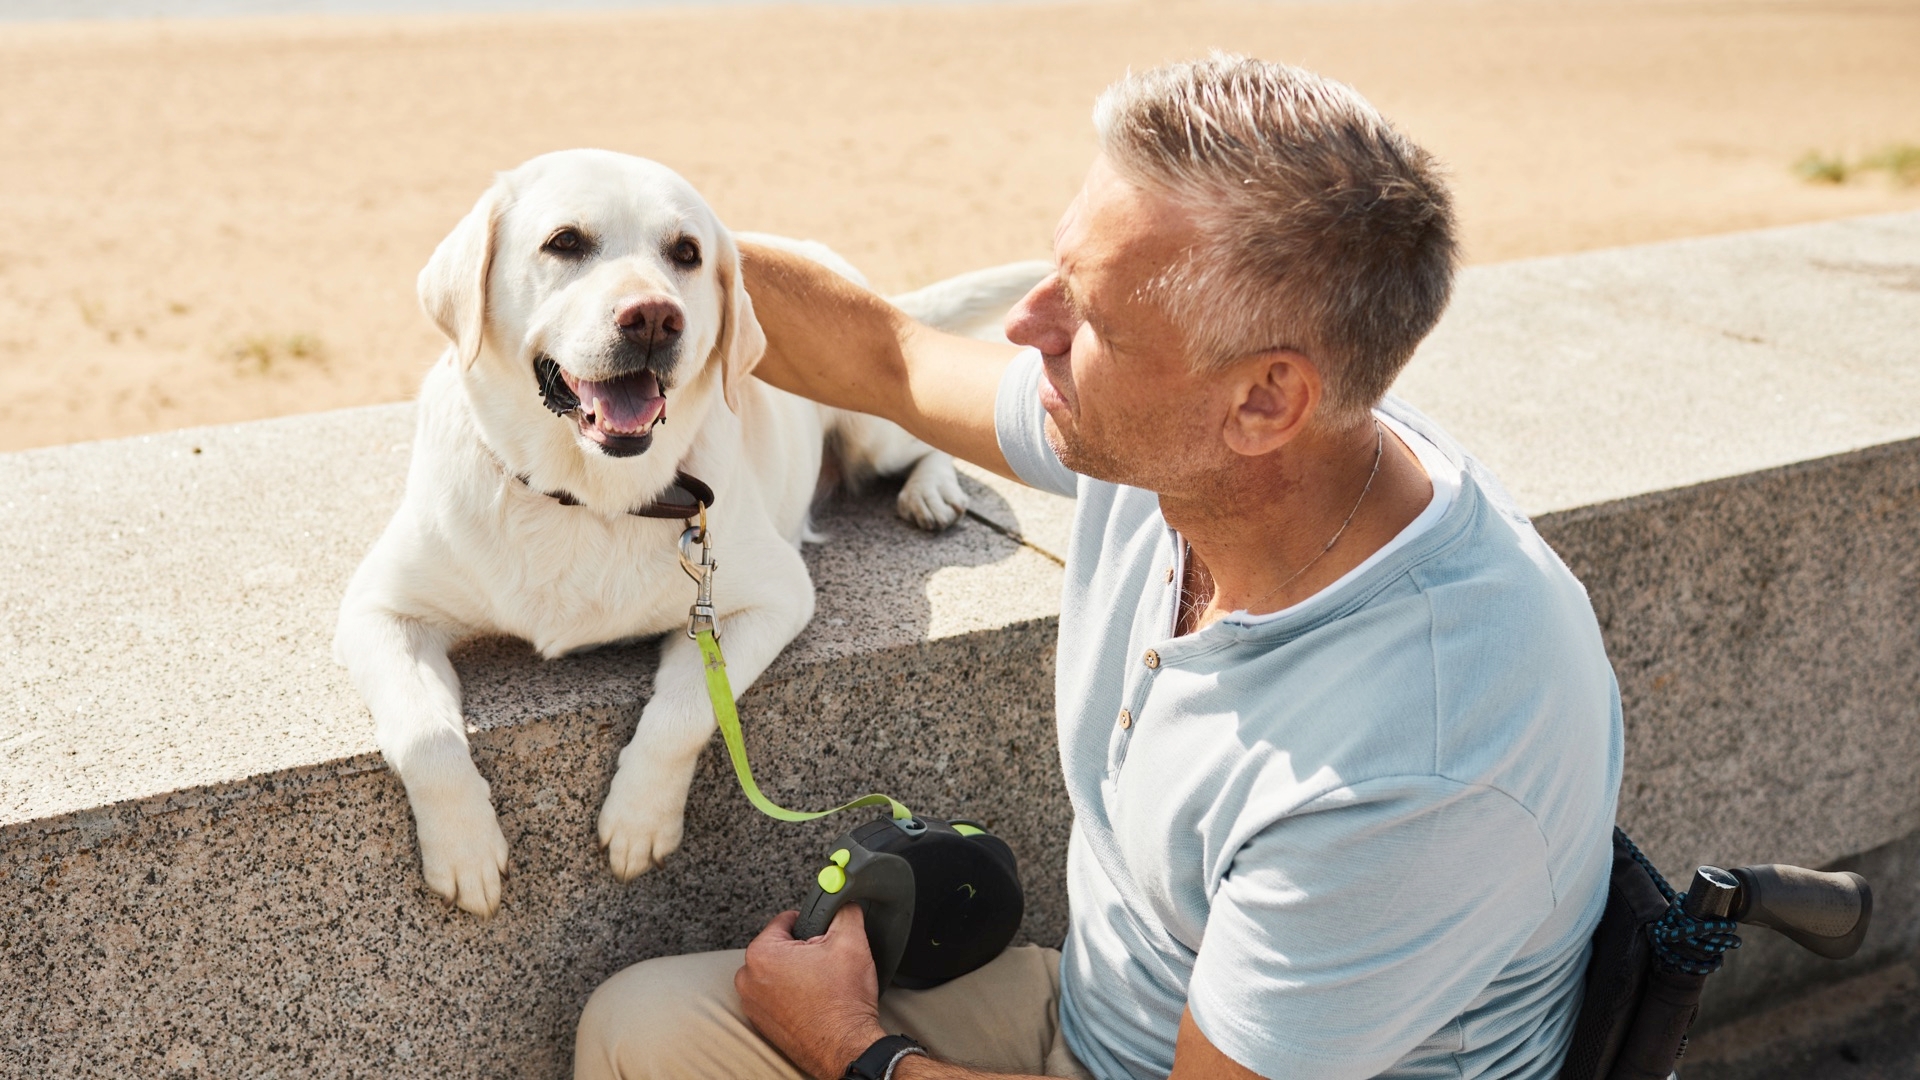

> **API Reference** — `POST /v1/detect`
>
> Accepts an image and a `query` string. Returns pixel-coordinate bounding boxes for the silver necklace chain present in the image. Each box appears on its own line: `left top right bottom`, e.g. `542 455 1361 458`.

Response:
1182 418 1384 629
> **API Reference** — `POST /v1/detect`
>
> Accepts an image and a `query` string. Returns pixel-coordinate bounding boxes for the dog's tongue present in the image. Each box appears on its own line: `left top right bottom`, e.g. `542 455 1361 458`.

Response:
573 370 665 435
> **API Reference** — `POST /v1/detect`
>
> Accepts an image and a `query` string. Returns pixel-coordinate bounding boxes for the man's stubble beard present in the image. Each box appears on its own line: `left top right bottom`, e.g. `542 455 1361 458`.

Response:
1042 413 1214 496
1042 416 1116 484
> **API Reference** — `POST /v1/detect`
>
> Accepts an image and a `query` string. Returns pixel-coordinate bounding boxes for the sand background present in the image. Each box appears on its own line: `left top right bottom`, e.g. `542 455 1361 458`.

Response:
1 0 1917 452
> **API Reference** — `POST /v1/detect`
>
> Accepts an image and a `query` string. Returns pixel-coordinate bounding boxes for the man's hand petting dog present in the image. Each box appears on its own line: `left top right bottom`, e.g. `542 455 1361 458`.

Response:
736 905 888 1080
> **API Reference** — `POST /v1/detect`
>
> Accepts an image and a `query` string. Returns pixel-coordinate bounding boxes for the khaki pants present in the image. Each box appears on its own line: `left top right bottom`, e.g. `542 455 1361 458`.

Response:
575 944 1094 1080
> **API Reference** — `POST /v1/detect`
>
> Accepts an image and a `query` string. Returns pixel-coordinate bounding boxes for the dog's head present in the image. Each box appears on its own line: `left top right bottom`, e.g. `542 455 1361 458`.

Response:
419 149 766 468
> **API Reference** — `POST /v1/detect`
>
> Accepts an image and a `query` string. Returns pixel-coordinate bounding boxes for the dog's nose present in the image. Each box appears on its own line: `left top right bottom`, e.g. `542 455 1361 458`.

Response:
616 298 685 350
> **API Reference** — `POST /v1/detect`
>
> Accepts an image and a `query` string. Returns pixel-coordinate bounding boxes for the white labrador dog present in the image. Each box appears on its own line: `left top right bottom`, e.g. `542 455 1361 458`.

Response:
336 149 1045 916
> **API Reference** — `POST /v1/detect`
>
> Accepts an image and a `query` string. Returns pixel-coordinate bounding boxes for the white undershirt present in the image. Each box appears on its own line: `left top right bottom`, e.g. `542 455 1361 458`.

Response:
1224 411 1462 626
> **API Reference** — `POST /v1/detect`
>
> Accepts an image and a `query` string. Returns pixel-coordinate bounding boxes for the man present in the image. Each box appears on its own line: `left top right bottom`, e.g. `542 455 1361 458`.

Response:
577 55 1621 1080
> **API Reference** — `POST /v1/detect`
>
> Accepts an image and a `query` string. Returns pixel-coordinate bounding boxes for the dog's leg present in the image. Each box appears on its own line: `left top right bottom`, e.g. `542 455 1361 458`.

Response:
896 451 970 531
597 544 815 881
337 608 510 916
831 410 970 531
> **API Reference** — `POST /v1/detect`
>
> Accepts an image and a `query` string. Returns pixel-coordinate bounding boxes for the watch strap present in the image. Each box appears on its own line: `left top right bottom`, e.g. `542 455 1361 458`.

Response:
842 1033 927 1080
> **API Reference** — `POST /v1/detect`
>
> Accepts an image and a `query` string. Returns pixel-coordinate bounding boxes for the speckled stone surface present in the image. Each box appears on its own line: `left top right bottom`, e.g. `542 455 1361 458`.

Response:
4 212 1919 1075
0 405 1074 1077
1537 442 1920 1031
1539 440 1920 879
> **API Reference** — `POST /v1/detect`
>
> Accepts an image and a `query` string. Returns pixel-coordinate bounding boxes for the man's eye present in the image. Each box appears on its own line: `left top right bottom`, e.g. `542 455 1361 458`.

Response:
543 228 587 255
669 237 702 269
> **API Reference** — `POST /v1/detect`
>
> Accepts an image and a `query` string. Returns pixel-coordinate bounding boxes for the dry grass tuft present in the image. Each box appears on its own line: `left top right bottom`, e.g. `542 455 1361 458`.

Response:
1794 151 1850 184
1863 144 1920 186
228 333 327 375
1796 143 1920 187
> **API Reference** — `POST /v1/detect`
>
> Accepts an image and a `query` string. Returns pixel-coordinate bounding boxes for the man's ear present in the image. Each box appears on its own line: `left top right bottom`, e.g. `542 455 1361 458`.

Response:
417 182 503 369
1224 349 1321 457
712 229 768 414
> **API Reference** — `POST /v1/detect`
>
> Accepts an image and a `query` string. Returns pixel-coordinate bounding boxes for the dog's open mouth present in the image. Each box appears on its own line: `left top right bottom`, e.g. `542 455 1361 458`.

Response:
536 355 665 457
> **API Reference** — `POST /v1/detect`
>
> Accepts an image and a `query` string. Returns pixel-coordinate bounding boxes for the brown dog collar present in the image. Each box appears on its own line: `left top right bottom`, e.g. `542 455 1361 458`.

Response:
516 469 713 520
491 449 714 520
625 471 715 519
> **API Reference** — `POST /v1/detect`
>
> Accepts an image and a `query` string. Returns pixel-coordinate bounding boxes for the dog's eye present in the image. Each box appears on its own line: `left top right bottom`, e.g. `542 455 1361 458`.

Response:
543 227 588 256
668 237 702 270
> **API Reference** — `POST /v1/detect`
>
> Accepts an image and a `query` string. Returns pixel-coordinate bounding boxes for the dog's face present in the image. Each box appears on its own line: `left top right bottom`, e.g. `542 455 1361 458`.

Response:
419 149 766 462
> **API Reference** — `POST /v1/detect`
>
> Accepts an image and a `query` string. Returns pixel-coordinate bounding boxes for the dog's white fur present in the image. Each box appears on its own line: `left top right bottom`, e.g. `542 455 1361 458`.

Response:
335 149 1046 915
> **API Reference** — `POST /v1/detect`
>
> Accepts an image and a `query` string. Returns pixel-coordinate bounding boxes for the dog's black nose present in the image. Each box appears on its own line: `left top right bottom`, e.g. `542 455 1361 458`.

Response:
616 298 685 351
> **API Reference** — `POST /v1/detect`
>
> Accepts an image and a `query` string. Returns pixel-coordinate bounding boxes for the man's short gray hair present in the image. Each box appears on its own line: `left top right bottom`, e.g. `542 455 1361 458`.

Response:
1094 55 1458 425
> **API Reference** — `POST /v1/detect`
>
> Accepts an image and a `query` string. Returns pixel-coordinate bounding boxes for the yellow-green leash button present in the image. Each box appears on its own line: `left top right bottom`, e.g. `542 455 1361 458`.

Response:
830 848 851 867
818 864 847 894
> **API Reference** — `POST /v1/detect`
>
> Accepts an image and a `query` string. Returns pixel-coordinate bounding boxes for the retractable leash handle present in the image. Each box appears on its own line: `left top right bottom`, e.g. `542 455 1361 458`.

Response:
794 840 917 992
798 816 1025 995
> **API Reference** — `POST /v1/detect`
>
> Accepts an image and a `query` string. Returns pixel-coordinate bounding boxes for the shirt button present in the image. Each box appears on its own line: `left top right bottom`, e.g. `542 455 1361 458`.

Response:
1165 566 1175 584
1118 709 1133 730
1143 649 1160 669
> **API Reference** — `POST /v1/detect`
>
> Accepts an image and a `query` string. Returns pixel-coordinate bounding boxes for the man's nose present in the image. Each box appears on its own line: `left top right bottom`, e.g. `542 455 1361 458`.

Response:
615 297 685 350
1003 273 1074 357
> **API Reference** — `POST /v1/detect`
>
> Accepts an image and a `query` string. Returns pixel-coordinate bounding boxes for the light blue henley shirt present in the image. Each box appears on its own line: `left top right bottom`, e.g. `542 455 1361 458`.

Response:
993 349 1623 1080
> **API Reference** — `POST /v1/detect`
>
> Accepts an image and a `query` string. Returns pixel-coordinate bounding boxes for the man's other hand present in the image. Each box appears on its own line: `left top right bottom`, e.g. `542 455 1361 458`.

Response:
736 905 888 1080
734 906 1262 1080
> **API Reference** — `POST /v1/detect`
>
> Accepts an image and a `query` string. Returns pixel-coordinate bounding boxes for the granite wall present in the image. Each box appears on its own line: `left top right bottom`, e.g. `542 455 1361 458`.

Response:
3 616 1068 1078
1535 437 1920 1028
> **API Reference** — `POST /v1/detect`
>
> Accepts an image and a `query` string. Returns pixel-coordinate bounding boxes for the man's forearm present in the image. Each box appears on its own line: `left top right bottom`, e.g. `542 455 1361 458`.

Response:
742 241 918 420
740 241 1022 478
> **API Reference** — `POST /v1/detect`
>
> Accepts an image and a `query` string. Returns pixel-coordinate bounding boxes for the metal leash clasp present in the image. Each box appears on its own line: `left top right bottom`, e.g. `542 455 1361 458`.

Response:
680 504 718 640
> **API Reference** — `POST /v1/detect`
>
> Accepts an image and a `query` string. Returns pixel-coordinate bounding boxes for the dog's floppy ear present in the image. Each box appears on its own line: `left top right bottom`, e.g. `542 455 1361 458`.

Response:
712 228 768 414
418 182 504 369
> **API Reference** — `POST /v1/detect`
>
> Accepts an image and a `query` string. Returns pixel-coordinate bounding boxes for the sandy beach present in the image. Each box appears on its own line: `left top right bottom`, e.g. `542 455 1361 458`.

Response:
1 0 1916 452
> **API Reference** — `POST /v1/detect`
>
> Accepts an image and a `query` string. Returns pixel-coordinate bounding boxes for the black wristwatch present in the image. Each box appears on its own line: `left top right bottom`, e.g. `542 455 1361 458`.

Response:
841 1033 928 1080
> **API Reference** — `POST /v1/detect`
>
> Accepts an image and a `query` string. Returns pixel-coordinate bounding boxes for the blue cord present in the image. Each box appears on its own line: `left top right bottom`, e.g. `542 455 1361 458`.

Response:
1615 827 1743 977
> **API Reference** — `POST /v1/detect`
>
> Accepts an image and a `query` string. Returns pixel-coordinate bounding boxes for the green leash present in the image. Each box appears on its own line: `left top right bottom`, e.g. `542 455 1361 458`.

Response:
681 515 915 824
680 511 1027 998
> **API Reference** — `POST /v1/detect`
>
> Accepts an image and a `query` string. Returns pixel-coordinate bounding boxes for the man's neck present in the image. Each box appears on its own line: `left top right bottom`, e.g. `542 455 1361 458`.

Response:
1163 417 1434 634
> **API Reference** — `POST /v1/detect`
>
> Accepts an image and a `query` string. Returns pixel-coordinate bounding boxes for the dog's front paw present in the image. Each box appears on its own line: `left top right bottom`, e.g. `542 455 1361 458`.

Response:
409 769 511 918
597 757 692 882
897 452 969 531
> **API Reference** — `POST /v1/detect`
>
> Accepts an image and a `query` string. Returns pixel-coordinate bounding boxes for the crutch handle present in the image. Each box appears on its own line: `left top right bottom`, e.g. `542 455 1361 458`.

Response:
1729 864 1872 960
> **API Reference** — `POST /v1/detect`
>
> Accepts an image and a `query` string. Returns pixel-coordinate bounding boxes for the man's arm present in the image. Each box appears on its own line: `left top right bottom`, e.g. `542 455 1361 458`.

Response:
734 907 1259 1080
741 241 1024 481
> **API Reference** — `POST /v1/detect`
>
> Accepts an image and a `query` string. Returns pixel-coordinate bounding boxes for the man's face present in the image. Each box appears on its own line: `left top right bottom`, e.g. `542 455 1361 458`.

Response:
1004 156 1227 492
